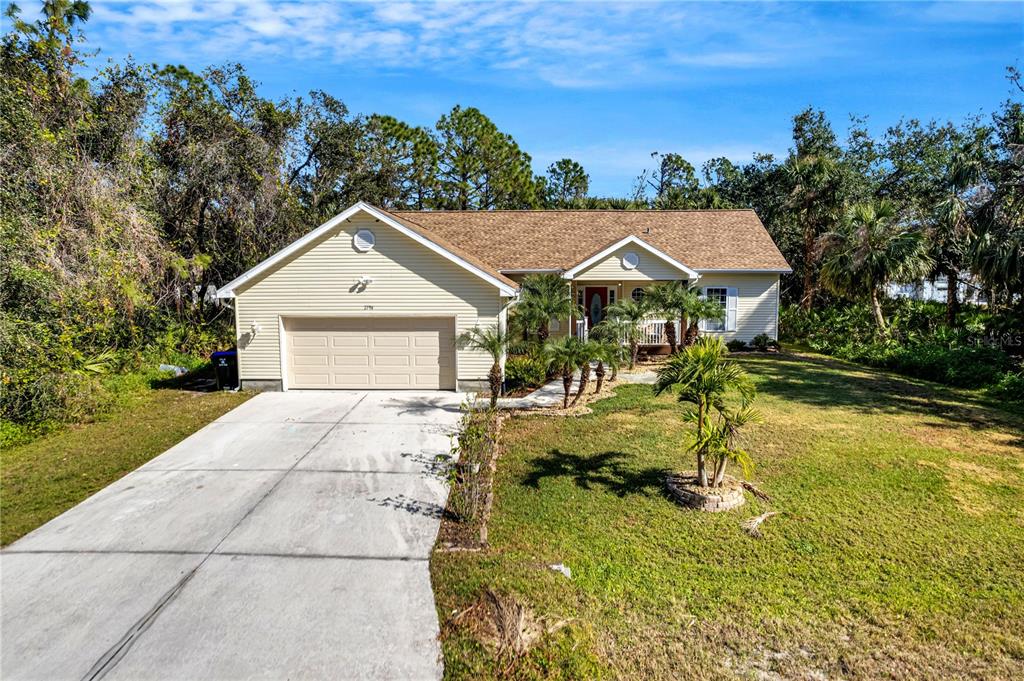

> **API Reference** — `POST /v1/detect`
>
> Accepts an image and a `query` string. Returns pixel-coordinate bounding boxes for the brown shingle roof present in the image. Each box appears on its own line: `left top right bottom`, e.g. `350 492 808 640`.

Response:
388 209 790 273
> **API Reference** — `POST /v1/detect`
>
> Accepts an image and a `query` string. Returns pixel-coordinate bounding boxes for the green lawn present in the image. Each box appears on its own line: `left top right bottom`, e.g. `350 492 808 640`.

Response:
432 352 1024 679
1 379 250 546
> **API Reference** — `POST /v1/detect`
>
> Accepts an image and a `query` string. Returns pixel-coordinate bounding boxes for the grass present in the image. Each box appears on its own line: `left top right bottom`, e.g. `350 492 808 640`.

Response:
431 351 1024 679
0 369 250 546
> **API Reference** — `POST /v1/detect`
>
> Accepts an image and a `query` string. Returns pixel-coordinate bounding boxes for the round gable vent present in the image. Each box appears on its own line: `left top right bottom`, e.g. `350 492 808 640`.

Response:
622 251 639 270
353 229 375 252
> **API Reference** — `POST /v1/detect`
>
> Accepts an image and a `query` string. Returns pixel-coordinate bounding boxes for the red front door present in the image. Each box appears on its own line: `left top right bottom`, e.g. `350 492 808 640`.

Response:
583 287 608 329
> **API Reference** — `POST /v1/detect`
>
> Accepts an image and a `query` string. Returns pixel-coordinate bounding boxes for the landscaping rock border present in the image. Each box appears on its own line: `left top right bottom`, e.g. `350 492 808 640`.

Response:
665 473 746 512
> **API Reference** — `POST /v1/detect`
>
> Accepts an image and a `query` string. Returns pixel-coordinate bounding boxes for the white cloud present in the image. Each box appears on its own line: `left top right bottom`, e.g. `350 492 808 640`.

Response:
82 0 852 88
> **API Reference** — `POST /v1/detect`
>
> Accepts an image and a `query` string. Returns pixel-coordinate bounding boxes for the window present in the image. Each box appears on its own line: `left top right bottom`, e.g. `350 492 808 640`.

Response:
576 289 584 307
631 287 645 302
704 287 727 332
608 288 617 305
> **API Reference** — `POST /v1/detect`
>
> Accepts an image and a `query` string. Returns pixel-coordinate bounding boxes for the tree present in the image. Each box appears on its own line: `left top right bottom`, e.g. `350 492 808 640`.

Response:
590 318 629 382
605 298 650 369
433 105 538 209
784 152 844 310
543 336 588 409
819 200 932 333
643 281 698 353
456 325 508 408
679 295 725 345
654 337 757 488
569 340 601 407
545 158 589 206
513 273 581 343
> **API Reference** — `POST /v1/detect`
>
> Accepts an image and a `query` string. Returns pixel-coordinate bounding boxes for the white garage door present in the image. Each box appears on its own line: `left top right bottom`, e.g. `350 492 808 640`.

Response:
284 317 456 390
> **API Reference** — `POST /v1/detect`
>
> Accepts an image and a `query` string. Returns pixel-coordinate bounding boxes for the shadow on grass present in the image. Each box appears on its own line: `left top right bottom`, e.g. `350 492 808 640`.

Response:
740 353 1024 447
149 363 219 392
523 449 668 498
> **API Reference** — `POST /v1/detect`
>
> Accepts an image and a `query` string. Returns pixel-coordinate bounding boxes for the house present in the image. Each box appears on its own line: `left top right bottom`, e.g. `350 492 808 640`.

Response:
216 202 790 391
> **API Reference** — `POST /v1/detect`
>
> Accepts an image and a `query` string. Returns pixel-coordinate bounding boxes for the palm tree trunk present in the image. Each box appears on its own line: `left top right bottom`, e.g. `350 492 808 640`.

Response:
686 321 699 345
488 363 502 409
870 288 887 335
696 400 708 487
945 267 960 326
610 362 618 381
712 456 728 487
538 325 549 344
570 363 590 407
629 341 638 369
594 360 605 394
801 221 817 311
664 318 677 354
561 370 572 408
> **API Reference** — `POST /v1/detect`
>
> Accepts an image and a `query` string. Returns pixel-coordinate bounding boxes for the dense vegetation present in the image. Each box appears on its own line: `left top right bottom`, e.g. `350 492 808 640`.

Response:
3 1 1021 437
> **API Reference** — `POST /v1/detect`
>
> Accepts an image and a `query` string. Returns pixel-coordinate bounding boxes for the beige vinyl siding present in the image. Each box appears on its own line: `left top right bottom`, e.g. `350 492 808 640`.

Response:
574 246 689 281
696 273 780 342
233 213 503 385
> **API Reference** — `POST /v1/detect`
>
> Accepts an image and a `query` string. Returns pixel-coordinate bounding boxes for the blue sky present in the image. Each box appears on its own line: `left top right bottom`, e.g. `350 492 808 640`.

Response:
66 1 1024 195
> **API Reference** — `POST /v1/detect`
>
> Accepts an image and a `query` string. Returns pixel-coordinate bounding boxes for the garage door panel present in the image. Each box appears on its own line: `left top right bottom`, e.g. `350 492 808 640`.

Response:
285 318 455 390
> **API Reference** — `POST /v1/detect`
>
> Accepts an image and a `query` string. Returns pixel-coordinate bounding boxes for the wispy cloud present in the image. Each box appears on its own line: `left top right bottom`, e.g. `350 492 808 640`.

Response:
83 0 849 88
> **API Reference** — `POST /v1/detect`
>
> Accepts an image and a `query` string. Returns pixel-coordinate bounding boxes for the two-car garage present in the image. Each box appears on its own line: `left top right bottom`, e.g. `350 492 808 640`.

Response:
284 317 456 390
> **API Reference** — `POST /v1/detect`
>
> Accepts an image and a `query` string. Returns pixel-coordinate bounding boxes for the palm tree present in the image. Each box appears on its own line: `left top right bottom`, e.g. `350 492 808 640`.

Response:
682 295 725 344
785 153 844 310
604 298 649 369
569 340 601 407
644 280 698 353
515 273 583 343
654 337 757 488
589 321 619 392
456 325 508 408
819 200 932 334
542 336 588 408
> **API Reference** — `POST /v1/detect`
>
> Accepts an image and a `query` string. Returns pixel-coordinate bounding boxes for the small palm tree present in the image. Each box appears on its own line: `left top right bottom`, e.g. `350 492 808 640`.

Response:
604 298 649 369
569 340 601 407
515 273 583 343
456 325 508 408
588 321 620 393
684 296 726 343
819 200 932 335
542 336 587 408
654 337 757 488
645 280 699 353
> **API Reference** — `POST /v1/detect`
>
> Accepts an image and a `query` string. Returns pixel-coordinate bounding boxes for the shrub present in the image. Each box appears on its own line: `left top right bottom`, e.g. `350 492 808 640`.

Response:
504 354 547 390
447 404 497 523
989 371 1024 403
726 340 748 352
751 334 773 351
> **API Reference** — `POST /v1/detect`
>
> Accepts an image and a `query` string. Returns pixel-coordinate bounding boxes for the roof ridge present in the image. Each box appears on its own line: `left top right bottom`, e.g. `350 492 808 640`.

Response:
391 208 757 214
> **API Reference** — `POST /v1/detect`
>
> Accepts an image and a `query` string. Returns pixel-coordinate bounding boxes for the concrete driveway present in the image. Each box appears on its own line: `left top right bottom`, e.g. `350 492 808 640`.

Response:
1 391 463 680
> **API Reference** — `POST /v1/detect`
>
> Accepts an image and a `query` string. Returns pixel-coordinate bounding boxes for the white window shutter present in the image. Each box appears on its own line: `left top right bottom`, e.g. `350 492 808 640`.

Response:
726 287 738 332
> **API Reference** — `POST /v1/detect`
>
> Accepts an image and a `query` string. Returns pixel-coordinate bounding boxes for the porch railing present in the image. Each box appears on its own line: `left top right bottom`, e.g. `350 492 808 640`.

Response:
574 318 679 345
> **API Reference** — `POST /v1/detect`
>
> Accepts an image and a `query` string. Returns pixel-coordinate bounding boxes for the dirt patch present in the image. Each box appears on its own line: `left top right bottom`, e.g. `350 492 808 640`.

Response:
536 377 621 417
442 589 571 671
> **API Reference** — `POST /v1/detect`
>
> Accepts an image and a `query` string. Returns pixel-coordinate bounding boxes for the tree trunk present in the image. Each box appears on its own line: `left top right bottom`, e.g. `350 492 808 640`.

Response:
629 340 638 369
801 221 817 311
488 363 502 409
712 455 728 487
610 362 618 382
664 318 677 354
561 370 572 408
685 321 699 345
570 363 590 407
870 288 887 335
696 400 708 487
538 323 549 344
945 267 960 326
594 360 605 394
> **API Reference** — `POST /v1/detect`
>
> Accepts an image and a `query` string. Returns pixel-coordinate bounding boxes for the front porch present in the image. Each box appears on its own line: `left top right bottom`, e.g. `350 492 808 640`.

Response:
569 279 682 350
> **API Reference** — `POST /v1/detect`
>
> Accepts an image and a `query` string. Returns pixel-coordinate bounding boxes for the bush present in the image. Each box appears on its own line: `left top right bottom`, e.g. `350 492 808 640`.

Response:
726 340 748 352
989 371 1024 403
780 302 1016 390
504 354 547 390
751 334 774 351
